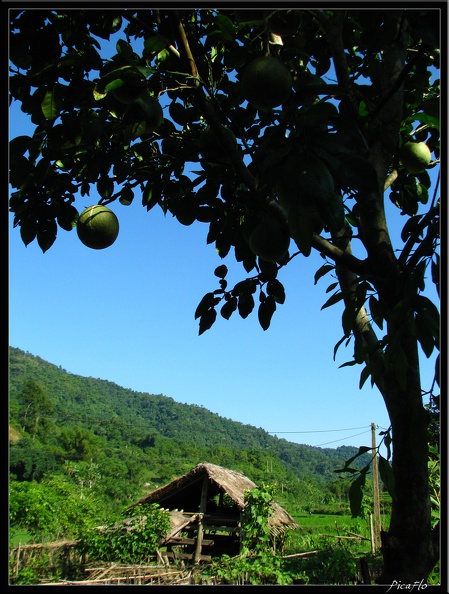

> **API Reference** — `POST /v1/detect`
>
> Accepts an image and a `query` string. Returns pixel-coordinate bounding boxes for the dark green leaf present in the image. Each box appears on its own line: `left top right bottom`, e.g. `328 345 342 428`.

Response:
9 135 33 159
333 334 351 360
325 281 339 294
37 219 57 252
314 264 334 285
215 233 231 258
339 360 358 369
258 258 278 281
401 215 422 242
214 264 228 279
378 455 395 499
57 204 78 231
233 279 257 296
369 295 384 330
172 195 197 226
119 186 134 206
341 304 358 337
406 112 440 132
41 90 61 120
431 255 439 295
144 34 169 55
384 431 392 461
349 471 366 517
142 182 161 211
20 219 38 247
344 446 372 469
266 279 285 304
169 102 188 126
334 466 358 474
297 101 338 127
220 297 237 320
414 295 440 357
288 206 314 257
214 14 236 40
415 313 436 358
359 364 371 389
258 296 276 331
198 308 217 335
116 39 134 57
238 292 255 319
194 292 220 320
321 290 345 310
97 177 114 199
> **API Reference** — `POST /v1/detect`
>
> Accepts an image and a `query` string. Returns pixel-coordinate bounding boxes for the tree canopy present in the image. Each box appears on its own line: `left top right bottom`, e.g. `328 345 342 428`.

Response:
9 7 441 583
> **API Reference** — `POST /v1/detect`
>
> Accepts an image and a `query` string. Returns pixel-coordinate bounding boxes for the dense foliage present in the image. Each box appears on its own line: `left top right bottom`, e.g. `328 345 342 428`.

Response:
213 484 295 585
9 8 441 582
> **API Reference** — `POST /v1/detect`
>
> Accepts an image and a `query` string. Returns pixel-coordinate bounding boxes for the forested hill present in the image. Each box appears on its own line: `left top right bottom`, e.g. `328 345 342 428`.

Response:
9 346 369 490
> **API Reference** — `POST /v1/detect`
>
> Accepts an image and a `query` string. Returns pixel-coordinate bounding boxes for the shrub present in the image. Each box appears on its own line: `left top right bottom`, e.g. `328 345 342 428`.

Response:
76 503 170 563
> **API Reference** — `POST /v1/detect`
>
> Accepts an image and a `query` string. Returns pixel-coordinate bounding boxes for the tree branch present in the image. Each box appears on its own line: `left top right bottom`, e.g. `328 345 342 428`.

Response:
311 233 368 276
331 225 386 395
310 10 368 152
168 11 259 193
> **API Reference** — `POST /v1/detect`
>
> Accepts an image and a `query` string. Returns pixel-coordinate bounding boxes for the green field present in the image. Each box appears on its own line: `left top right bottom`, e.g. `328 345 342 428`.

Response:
287 513 385 556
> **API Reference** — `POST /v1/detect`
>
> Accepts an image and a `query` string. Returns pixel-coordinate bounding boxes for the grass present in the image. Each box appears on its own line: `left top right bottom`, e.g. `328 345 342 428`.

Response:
282 513 388 585
9 530 31 547
285 513 378 557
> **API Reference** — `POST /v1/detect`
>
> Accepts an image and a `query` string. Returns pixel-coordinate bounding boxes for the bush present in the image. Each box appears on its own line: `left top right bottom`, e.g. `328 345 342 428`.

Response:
295 544 359 584
76 503 170 563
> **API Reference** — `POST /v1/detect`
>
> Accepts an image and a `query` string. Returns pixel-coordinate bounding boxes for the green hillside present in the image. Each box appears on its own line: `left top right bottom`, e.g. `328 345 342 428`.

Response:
9 346 372 521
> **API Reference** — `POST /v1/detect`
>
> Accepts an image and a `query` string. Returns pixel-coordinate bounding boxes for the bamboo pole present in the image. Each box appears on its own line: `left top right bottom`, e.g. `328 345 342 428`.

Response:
371 422 382 550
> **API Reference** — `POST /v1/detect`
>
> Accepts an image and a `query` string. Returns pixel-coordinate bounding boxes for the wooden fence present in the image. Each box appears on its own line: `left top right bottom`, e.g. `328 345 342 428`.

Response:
9 541 206 585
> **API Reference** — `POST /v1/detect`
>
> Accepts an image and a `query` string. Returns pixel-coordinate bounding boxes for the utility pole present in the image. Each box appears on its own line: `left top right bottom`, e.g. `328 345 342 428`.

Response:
371 422 381 551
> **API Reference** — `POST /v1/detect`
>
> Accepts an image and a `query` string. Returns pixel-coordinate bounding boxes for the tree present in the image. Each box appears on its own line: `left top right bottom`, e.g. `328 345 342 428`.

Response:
18 380 54 438
58 425 105 460
9 437 58 481
8 8 441 582
9 474 102 540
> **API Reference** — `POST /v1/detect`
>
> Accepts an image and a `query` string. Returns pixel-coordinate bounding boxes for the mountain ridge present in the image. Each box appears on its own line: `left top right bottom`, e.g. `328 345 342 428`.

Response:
9 345 370 488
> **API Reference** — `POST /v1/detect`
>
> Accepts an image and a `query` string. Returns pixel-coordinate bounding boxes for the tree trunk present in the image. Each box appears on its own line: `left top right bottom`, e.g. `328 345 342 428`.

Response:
357 186 438 581
378 319 438 582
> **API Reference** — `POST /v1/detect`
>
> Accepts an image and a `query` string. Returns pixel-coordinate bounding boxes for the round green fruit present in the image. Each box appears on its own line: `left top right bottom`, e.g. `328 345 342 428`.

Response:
249 217 290 263
77 205 119 250
199 126 237 161
241 56 292 111
399 141 431 174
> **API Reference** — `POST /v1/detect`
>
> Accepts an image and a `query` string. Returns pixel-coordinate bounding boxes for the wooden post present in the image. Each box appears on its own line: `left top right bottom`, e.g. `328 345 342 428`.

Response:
193 515 204 564
371 423 381 551
194 475 209 563
370 514 375 554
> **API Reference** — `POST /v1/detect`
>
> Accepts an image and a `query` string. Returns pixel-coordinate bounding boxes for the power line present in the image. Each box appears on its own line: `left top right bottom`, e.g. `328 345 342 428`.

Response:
316 429 372 447
268 425 370 434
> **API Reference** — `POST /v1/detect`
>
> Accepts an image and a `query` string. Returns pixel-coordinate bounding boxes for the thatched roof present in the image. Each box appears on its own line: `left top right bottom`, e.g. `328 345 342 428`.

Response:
129 462 298 533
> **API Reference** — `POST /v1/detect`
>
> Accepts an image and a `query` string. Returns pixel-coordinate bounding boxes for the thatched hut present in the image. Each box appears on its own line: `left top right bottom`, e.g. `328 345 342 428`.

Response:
128 462 298 562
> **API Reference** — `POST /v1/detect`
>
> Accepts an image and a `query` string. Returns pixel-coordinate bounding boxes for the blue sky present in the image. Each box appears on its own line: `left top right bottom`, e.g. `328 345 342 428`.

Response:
8 21 440 454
